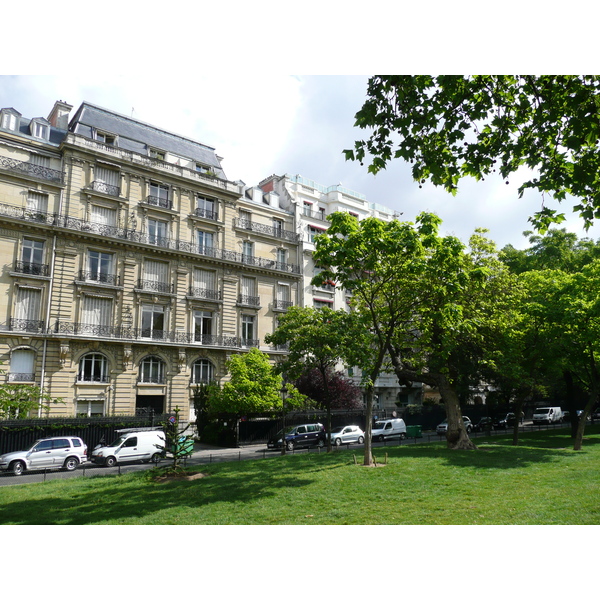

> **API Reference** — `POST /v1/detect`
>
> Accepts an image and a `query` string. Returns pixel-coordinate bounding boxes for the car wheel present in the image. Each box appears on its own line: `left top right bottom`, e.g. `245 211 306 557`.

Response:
63 457 79 471
105 456 117 468
11 460 25 476
467 426 472 433
335 438 342 446
377 435 384 442
151 453 162 464
357 436 364 444
317 439 325 448
400 433 406 440
286 441 294 451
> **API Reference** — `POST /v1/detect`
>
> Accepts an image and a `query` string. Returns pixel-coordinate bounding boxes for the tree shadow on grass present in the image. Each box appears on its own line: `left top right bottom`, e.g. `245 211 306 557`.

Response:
0 459 326 525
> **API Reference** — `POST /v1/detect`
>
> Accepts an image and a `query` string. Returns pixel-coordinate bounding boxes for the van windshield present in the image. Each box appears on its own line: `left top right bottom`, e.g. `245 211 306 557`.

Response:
535 409 550 414
106 436 127 448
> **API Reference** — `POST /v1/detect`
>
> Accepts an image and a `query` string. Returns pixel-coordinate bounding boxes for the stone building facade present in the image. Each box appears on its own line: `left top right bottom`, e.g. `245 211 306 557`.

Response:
0 101 300 420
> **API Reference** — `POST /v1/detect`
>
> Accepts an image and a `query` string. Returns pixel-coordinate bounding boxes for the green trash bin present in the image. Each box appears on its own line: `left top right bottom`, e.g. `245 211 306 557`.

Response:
173 435 195 456
406 425 423 438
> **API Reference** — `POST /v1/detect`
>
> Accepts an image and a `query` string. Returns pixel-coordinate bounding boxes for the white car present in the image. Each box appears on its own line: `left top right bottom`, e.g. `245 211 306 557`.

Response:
329 425 365 446
436 416 473 435
0 436 88 476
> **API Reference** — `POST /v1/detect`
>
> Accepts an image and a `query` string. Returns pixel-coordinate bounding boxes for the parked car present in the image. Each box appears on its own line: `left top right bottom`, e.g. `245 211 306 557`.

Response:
91 429 166 466
267 423 326 451
371 418 407 442
0 436 88 476
532 406 563 424
436 416 473 435
473 417 492 432
329 425 365 446
493 412 516 429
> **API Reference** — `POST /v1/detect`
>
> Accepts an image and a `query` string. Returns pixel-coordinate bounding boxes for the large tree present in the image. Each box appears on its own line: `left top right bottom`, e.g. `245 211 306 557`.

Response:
345 75 600 231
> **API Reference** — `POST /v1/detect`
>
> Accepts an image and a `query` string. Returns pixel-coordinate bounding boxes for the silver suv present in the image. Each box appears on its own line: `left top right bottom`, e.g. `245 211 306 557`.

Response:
0 436 88 475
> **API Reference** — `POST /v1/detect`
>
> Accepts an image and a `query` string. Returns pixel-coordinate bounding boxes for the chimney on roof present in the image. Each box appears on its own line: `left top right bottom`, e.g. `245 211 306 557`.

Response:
47 100 73 130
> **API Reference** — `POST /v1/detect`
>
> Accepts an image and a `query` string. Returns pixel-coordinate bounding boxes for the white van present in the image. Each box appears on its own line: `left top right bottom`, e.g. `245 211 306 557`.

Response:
532 407 563 425
91 429 166 467
371 418 406 442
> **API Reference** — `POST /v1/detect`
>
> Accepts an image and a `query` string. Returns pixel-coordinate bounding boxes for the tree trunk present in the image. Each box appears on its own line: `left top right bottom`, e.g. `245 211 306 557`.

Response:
437 375 477 450
363 385 374 466
573 393 598 451
511 396 526 446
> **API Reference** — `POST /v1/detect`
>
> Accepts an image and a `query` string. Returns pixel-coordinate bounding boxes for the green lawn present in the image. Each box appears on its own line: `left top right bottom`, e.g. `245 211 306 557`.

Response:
1 427 599 525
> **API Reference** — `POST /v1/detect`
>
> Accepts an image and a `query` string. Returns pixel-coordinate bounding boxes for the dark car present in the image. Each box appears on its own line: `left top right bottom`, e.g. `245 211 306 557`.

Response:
493 412 516 429
473 417 492 432
267 423 326 451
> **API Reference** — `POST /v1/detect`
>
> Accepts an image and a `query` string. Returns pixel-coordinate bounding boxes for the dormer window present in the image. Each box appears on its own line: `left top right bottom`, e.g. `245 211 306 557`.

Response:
1 108 20 131
96 130 117 146
149 148 165 161
30 118 50 140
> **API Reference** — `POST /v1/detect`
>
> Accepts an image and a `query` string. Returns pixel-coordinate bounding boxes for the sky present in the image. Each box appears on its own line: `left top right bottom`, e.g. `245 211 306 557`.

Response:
2 73 600 251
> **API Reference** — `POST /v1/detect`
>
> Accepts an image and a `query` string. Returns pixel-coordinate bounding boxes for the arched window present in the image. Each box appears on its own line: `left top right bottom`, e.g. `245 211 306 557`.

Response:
192 358 214 384
9 349 35 382
78 353 109 382
139 356 165 384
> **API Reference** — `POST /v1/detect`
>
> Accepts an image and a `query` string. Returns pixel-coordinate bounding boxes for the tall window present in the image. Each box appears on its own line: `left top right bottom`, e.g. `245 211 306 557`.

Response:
273 218 284 236
93 166 120 195
242 240 254 260
240 276 257 305
197 230 214 254
14 287 42 330
81 296 113 332
194 310 213 342
141 304 166 339
21 239 44 274
1 111 17 130
276 248 287 266
241 315 256 345
90 205 117 227
197 195 216 219
148 182 169 208
27 191 48 214
148 218 169 246
139 356 165 383
88 251 114 283
9 349 35 382
78 353 109 382
192 359 214 383
143 260 169 293
276 284 290 309
239 210 252 228
303 202 312 216
193 268 218 299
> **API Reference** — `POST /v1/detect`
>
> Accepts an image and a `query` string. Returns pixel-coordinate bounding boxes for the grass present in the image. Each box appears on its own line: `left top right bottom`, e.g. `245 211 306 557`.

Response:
1 427 599 525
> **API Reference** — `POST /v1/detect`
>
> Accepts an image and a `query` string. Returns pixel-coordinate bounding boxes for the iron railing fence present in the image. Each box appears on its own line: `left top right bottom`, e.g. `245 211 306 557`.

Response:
78 270 120 286
0 155 64 184
234 218 300 242
13 261 50 276
0 202 302 274
194 207 218 220
89 180 120 196
187 287 222 300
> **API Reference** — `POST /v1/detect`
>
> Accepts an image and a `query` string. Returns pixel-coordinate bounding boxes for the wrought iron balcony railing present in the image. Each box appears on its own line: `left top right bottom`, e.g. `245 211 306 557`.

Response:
9 318 45 333
78 270 121 286
238 294 260 306
52 321 243 347
0 203 302 275
13 261 50 276
7 372 36 382
188 287 222 301
241 338 260 347
234 218 299 242
0 155 64 184
76 374 110 383
90 180 120 197
136 279 174 294
145 195 173 210
137 375 166 384
194 207 218 220
273 299 294 310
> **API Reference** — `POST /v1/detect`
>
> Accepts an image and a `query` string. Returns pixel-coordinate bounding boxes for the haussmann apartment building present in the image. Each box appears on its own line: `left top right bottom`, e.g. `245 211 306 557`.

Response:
0 100 301 421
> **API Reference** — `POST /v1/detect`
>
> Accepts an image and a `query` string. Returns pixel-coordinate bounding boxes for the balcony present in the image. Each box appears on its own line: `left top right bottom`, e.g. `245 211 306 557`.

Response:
188 286 222 301
273 299 294 310
76 374 110 383
0 155 64 184
194 207 218 221
9 318 45 333
234 218 299 242
13 261 50 277
136 279 174 294
52 321 240 347
0 203 302 275
137 375 166 384
90 180 120 197
238 294 260 306
78 270 121 286
145 195 173 210
7 372 35 383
